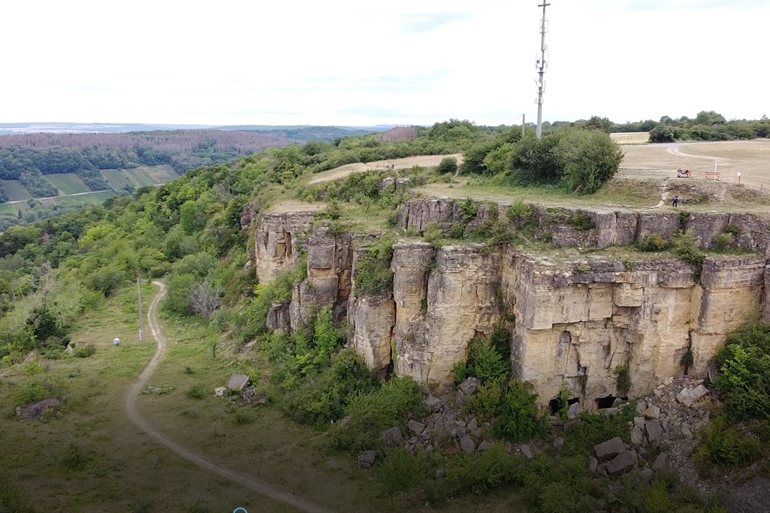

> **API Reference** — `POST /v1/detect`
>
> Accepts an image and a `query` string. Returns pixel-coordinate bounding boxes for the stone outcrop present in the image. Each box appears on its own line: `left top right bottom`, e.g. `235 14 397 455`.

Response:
253 201 770 411
255 211 315 283
398 197 770 252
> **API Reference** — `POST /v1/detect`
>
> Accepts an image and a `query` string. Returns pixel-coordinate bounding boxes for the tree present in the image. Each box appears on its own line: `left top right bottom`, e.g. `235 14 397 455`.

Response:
559 130 624 194
188 278 223 319
649 124 676 143
583 116 613 133
436 156 458 174
694 110 726 126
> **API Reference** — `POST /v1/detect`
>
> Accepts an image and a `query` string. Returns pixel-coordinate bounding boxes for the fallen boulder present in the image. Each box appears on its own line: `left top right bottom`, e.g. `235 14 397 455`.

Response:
606 449 638 476
594 436 625 461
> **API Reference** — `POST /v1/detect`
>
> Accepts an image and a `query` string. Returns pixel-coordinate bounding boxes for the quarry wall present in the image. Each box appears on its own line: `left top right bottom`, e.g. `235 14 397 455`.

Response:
254 198 770 410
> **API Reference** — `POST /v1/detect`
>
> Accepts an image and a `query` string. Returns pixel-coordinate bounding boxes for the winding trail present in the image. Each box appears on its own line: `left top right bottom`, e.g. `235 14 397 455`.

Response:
124 281 334 513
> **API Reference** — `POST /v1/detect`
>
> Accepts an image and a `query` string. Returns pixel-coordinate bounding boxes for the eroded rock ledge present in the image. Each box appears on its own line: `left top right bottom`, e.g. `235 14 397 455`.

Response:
252 199 770 410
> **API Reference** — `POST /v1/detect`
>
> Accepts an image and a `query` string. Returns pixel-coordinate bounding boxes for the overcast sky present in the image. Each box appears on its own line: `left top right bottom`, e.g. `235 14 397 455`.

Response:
2 0 767 127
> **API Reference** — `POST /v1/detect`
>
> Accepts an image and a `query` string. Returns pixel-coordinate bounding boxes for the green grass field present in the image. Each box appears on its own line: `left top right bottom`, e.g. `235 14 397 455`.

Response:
0 284 526 513
43 190 116 207
45 173 91 195
1 180 33 201
101 165 180 190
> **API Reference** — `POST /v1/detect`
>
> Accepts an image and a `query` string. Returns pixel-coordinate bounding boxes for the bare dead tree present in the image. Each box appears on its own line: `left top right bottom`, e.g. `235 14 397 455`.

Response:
189 279 223 320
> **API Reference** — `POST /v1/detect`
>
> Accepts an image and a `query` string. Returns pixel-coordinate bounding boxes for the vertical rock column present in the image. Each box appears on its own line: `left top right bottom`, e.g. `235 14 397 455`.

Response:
691 256 766 374
348 247 396 377
396 245 502 386
391 242 436 383
289 227 353 330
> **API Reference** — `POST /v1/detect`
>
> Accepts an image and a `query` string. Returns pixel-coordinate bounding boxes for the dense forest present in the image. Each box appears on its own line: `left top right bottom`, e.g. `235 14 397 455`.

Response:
0 129 293 183
0 120 764 511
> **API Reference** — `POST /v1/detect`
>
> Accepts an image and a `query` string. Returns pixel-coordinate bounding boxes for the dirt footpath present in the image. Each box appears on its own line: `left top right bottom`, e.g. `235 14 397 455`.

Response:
308 154 463 185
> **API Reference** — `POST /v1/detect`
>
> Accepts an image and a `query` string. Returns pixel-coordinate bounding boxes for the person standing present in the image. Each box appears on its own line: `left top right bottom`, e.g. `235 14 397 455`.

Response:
672 195 679 208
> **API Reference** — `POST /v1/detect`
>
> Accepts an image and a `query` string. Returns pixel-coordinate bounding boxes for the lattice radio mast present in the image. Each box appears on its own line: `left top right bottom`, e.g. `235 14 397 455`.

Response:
535 2 550 139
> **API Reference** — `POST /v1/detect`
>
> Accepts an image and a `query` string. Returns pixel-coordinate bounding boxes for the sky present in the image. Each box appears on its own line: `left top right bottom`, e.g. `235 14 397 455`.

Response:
1 0 768 127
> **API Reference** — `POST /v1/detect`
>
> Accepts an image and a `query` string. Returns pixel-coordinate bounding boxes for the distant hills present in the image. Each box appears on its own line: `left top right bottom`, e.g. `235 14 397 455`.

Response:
0 122 399 142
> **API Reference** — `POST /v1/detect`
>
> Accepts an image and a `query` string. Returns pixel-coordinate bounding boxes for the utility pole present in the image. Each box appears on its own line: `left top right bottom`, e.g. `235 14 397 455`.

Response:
136 276 144 342
522 113 526 136
535 1 550 140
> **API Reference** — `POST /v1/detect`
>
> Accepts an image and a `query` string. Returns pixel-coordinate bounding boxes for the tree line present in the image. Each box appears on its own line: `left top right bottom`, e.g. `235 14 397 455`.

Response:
544 111 770 143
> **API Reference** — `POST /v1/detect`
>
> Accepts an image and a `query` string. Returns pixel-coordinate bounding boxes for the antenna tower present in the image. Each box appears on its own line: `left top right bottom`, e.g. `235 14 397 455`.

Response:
535 1 550 139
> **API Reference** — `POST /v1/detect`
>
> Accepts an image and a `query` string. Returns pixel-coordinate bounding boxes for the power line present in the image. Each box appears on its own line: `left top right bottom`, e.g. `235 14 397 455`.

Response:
535 2 550 140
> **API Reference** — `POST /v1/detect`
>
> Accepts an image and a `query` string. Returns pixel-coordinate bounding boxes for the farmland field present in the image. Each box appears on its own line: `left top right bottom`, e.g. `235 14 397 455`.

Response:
1 180 33 201
610 132 649 145
45 173 91 195
44 190 116 207
101 169 134 190
101 164 180 190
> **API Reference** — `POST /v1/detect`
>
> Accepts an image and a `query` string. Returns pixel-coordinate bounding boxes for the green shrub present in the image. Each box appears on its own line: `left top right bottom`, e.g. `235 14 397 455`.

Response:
505 199 535 226
615 365 631 395
466 379 545 443
714 232 735 251
723 223 743 236
424 223 444 245
680 348 694 374
354 237 394 297
560 404 636 457
284 349 379 427
638 234 668 252
437 443 526 498
73 343 96 358
436 157 458 175
713 321 770 420
13 380 47 407
568 210 595 231
331 376 425 452
378 447 428 495
448 222 465 239
234 407 256 425
459 326 511 384
60 443 92 470
83 266 127 296
671 230 706 278
466 337 509 384
460 198 477 222
694 415 763 473
186 383 206 400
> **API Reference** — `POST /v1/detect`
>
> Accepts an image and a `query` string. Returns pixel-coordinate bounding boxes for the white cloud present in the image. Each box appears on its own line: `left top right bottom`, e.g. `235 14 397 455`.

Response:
0 0 766 126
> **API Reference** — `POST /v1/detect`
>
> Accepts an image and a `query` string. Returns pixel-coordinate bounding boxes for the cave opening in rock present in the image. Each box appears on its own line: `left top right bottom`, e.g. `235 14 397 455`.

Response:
548 396 580 416
595 395 627 409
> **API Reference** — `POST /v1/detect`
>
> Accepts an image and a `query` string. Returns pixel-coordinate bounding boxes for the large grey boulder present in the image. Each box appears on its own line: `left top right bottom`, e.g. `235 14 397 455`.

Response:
606 450 638 476
359 451 376 468
408 420 426 435
227 374 250 392
594 436 625 461
424 395 443 413
459 377 481 396
460 435 476 454
381 427 403 447
652 452 668 471
631 426 644 446
646 420 663 445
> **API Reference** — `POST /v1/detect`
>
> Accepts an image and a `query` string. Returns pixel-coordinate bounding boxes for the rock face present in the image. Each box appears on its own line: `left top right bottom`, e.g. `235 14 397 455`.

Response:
398 198 770 253
394 245 502 385
253 201 770 411
255 211 315 283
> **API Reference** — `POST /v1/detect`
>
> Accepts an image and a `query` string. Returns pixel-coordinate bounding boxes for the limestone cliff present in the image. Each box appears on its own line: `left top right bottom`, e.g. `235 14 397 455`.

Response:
253 200 769 410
